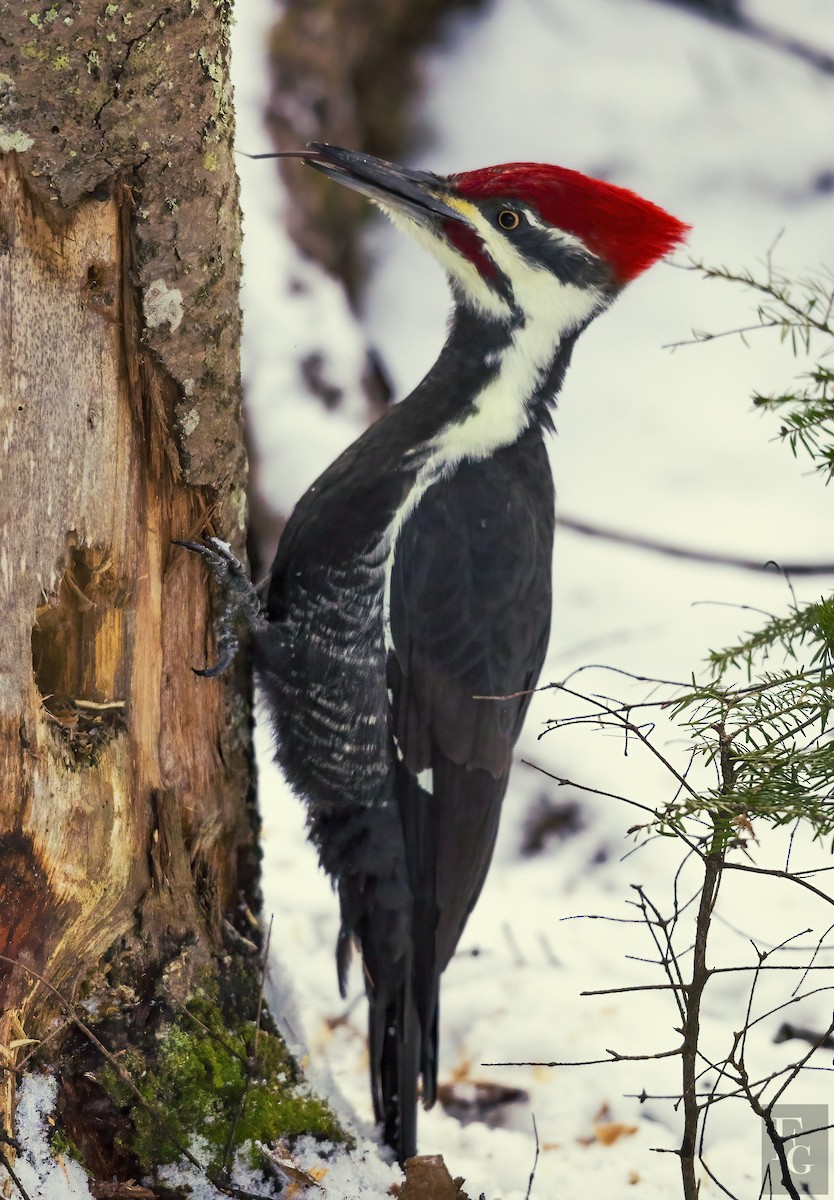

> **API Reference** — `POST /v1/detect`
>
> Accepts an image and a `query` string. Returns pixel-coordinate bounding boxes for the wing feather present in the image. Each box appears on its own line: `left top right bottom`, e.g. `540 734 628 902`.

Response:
388 428 555 1099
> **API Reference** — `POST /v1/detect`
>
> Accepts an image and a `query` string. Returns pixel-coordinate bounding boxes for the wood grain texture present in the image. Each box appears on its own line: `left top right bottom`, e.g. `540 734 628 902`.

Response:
0 155 243 1021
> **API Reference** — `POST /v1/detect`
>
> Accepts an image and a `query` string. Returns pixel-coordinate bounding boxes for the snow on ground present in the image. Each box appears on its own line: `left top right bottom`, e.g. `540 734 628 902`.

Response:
9 1076 93 1200
8 1070 400 1200
232 0 834 1196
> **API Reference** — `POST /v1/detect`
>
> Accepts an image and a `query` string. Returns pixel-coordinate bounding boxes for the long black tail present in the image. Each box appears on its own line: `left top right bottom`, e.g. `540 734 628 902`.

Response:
321 757 505 1164
322 799 426 1165
369 975 421 1164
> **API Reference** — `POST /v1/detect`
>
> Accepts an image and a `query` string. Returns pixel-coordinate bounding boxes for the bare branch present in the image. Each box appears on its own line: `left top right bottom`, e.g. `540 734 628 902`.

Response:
557 515 834 575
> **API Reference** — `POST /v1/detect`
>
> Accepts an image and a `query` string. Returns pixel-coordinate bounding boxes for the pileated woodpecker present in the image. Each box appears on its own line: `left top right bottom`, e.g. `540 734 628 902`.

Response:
184 144 687 1165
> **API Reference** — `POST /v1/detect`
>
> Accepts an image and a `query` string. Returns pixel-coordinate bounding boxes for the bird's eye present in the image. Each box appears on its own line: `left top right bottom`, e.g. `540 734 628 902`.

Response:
497 209 520 231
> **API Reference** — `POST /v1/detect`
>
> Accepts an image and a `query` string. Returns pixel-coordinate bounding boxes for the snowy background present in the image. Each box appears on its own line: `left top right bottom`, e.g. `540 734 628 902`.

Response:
230 1 834 1196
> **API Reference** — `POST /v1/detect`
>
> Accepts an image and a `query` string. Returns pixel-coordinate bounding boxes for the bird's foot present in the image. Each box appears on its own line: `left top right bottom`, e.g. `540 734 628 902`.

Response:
174 537 267 677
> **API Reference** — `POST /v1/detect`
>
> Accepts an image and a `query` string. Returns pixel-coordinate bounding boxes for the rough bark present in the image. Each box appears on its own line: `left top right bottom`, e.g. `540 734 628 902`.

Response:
0 0 255 1171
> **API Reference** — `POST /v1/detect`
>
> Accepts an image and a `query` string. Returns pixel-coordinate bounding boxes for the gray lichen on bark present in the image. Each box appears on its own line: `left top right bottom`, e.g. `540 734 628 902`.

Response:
0 0 246 530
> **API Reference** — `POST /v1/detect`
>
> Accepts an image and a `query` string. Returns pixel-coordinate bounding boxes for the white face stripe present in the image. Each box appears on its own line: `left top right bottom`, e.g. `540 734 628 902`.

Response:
374 196 603 331
374 200 513 320
459 201 603 334
523 208 597 259
373 192 607 473
429 202 603 464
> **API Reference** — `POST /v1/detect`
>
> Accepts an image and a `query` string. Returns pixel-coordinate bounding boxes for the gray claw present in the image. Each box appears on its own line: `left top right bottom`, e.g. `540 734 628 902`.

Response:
175 537 266 675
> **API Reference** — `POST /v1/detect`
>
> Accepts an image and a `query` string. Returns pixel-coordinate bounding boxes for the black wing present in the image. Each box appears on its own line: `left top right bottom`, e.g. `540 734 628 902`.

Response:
387 426 555 1102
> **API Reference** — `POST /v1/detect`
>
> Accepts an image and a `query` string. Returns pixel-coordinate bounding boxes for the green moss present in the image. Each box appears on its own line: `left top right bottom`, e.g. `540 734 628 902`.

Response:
101 994 345 1174
50 1128 84 1162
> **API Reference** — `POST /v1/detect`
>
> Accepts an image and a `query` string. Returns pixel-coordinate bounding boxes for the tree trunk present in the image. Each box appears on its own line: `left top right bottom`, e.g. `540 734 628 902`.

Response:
0 0 259 1180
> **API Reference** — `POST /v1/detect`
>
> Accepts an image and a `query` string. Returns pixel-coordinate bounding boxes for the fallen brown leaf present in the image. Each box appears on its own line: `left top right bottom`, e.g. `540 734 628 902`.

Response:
593 1121 638 1147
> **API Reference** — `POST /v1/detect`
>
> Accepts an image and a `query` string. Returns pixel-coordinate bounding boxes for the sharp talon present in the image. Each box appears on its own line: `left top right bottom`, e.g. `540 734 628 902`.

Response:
176 537 263 675
192 648 237 678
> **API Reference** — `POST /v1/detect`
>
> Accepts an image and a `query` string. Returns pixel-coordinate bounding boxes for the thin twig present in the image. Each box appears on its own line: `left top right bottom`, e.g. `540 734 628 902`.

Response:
0 1145 32 1200
221 918 273 1178
721 860 834 909
633 885 689 1024
664 319 783 349
556 515 834 575
520 761 661 819
482 1044 682 1068
764 1018 834 1109
525 1114 540 1200
733 1052 801 1199
580 983 689 996
790 921 834 997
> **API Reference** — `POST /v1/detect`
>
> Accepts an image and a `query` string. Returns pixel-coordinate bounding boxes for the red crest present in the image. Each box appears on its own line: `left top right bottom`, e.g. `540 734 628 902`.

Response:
453 163 689 283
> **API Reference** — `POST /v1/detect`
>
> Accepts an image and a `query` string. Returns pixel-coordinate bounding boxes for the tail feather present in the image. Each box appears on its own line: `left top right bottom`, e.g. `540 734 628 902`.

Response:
321 766 503 1163
320 801 420 1163
419 1002 439 1110
370 979 420 1164
398 772 442 1115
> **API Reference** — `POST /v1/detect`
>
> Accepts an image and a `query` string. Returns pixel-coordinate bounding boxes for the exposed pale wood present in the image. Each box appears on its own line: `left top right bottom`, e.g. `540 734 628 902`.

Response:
0 170 150 989
0 157 244 1131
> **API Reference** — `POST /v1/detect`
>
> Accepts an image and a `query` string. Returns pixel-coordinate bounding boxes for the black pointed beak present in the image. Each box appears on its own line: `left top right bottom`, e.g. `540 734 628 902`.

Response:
303 143 471 227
